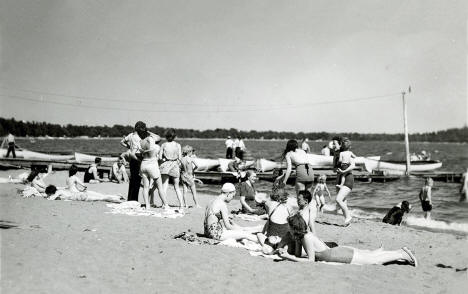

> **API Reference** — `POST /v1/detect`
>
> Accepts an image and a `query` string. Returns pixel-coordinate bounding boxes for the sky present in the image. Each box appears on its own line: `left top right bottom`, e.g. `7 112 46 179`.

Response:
0 0 467 134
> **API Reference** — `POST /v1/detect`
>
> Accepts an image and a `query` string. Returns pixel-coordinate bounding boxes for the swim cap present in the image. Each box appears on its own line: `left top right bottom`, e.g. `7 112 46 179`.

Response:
221 183 236 193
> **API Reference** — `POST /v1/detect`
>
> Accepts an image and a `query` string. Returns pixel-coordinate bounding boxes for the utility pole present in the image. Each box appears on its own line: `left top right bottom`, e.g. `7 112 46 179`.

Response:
402 87 411 176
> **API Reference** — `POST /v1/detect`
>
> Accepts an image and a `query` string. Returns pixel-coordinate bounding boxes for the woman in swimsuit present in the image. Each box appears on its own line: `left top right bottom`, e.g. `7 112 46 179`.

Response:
237 171 266 215
257 189 292 248
281 139 314 196
159 129 184 209
204 183 260 242
62 164 122 202
140 133 168 210
277 214 418 267
335 137 355 226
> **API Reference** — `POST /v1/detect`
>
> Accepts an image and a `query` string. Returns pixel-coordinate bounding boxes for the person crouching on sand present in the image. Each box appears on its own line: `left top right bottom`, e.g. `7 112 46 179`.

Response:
110 157 129 183
275 214 417 266
204 183 260 242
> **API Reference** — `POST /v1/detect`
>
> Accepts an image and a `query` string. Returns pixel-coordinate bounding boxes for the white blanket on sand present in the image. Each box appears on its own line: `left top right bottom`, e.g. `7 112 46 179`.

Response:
106 201 185 218
234 214 268 222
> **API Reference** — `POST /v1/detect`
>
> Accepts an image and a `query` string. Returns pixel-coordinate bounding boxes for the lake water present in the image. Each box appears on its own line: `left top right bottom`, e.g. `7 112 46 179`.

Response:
15 138 468 235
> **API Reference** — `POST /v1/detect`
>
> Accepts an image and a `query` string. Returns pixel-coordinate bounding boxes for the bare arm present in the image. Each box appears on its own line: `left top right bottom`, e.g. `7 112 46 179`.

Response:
308 206 317 235
338 155 355 174
283 154 292 185
427 188 432 203
121 167 129 182
220 204 238 230
324 185 332 201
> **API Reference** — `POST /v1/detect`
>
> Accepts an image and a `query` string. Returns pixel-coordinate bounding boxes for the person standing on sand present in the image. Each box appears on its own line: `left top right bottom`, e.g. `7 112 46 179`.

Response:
280 139 314 197
121 121 161 202
419 178 433 219
2 133 17 158
159 129 185 210
301 138 311 153
334 137 355 226
235 136 246 160
460 168 467 202
225 136 234 159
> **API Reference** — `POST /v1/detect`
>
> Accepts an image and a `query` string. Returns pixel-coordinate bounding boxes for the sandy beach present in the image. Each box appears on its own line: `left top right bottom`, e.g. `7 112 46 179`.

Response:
1 169 467 294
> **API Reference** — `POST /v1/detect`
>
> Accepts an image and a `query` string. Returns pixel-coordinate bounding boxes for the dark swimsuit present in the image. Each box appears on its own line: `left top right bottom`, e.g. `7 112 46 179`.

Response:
83 165 96 183
337 162 354 190
296 163 314 183
266 203 291 238
238 182 266 215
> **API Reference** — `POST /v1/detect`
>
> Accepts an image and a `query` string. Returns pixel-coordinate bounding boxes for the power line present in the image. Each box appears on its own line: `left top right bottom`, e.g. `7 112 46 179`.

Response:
0 86 401 108
0 91 401 113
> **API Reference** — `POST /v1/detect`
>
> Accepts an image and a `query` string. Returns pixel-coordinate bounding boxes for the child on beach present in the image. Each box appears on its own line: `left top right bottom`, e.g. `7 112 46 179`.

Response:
180 145 201 208
312 175 332 212
336 141 356 189
419 178 433 219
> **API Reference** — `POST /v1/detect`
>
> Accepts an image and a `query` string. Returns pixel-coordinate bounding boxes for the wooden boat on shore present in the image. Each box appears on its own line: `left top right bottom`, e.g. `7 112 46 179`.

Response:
218 158 255 172
256 159 284 172
192 158 220 171
307 154 381 166
74 152 118 163
0 148 74 160
363 158 442 173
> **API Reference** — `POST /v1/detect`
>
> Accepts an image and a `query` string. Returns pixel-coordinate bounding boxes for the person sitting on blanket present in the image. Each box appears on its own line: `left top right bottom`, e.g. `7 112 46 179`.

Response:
275 213 417 266
20 165 54 198
204 183 260 242
237 170 266 215
257 189 292 248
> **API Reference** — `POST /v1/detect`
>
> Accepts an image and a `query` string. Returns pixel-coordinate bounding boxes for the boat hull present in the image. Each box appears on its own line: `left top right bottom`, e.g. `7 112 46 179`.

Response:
364 159 442 173
192 158 220 171
74 152 118 163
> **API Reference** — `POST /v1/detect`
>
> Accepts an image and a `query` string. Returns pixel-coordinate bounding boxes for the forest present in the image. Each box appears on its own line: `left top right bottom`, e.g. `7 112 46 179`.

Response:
1 117 467 142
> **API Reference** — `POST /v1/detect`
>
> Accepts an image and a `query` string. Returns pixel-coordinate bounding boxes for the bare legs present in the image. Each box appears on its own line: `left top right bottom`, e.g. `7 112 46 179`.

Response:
162 175 185 209
149 177 169 209
336 186 352 224
141 174 151 209
182 183 201 208
221 229 260 243
85 191 122 203
350 247 416 266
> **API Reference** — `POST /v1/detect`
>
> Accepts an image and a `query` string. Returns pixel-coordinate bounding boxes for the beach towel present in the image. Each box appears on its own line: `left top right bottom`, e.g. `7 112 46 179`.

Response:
106 201 185 218
173 231 220 245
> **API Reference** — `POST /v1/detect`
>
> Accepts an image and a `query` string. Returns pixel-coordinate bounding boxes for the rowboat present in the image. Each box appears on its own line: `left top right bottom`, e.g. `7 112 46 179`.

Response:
74 152 118 163
23 150 74 161
256 159 284 172
0 148 74 160
307 154 381 167
192 158 220 171
218 158 255 172
363 158 442 173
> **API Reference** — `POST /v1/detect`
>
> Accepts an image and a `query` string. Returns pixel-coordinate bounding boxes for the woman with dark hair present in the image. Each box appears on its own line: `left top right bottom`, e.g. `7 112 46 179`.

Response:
159 129 184 209
237 170 266 215
20 165 53 197
281 139 314 196
277 214 417 266
335 137 355 226
83 157 103 183
45 185 122 202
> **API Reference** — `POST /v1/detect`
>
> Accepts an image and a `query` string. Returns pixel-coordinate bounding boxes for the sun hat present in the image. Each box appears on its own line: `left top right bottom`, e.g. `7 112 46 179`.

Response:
221 183 236 193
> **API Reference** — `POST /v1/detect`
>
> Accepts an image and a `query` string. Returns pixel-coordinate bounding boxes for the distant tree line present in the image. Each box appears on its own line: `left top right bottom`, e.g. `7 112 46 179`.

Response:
0 117 467 142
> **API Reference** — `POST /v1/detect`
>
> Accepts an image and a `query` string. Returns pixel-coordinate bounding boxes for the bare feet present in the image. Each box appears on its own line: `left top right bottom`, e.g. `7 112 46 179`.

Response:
402 247 418 267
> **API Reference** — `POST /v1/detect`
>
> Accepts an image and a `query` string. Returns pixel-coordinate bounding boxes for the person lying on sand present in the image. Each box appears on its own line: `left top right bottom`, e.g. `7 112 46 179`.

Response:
273 214 417 266
204 183 260 242
45 185 123 203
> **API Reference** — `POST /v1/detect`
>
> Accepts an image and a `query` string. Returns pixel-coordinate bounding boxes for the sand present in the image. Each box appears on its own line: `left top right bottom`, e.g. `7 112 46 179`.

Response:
1 169 467 294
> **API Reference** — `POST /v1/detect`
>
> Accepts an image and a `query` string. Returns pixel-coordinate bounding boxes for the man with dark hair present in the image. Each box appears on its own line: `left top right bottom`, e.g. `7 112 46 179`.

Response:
2 133 17 158
121 121 160 202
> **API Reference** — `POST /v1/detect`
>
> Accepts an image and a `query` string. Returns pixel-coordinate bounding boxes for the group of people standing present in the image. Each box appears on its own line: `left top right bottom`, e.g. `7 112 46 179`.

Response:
224 136 246 160
120 121 200 211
